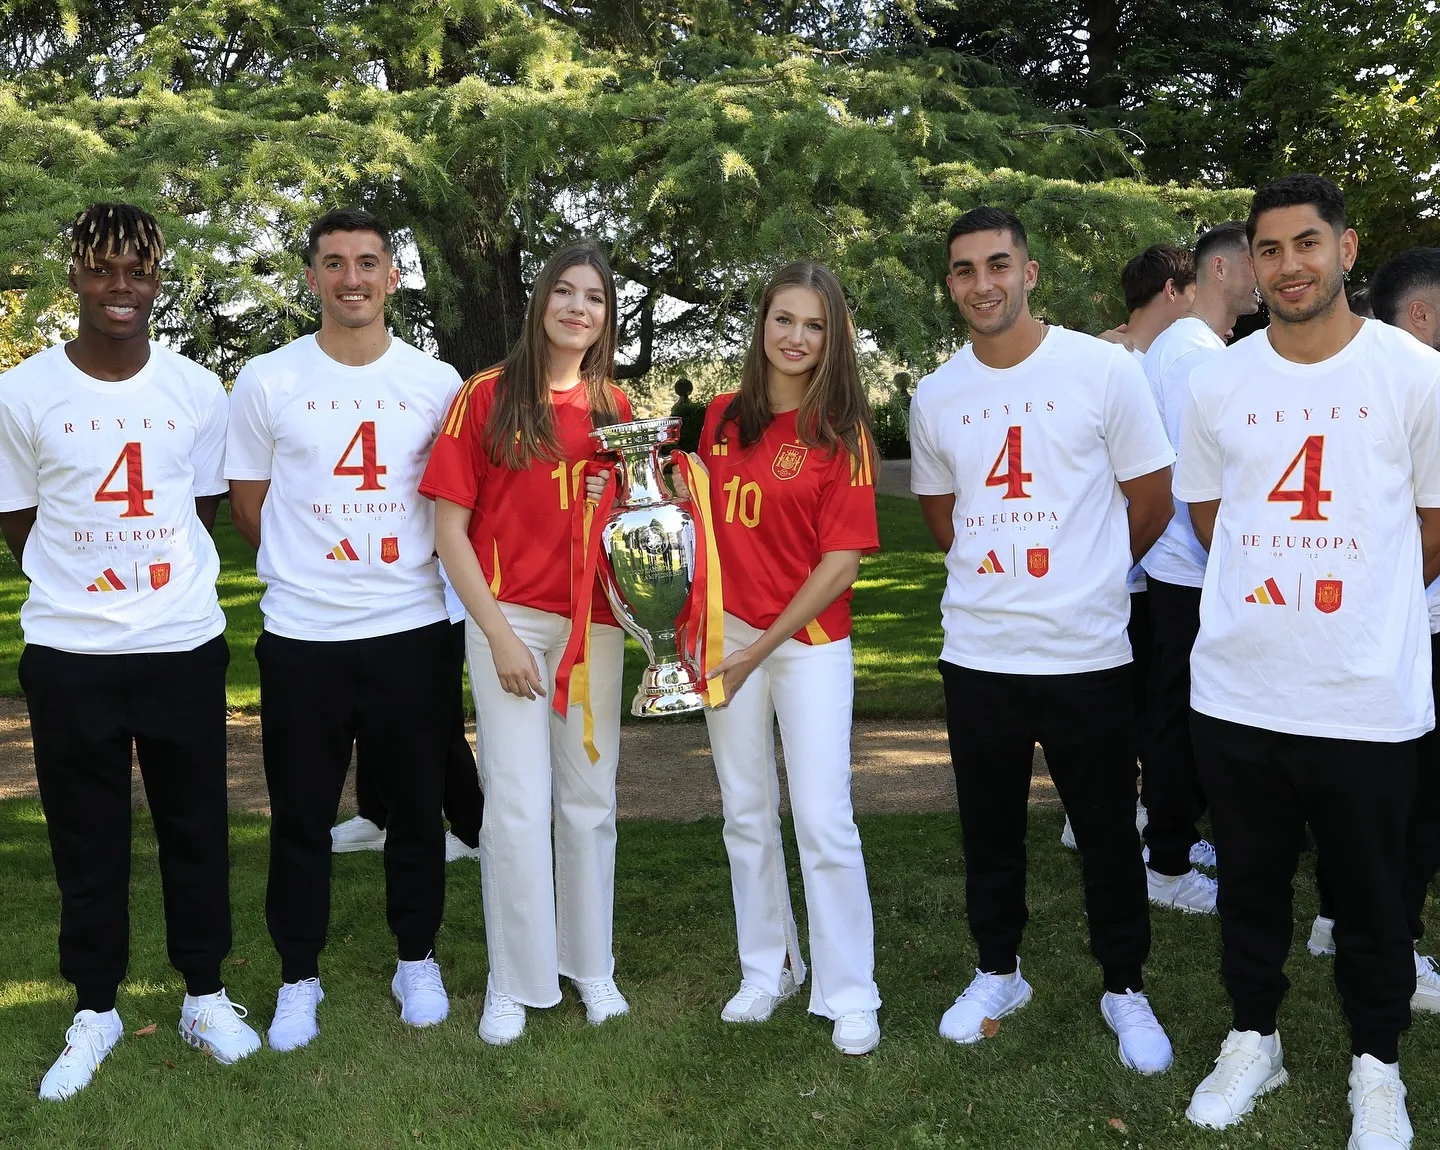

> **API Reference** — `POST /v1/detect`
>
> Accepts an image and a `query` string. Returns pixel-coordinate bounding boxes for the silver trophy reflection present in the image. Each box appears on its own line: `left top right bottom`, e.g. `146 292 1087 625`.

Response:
590 416 707 716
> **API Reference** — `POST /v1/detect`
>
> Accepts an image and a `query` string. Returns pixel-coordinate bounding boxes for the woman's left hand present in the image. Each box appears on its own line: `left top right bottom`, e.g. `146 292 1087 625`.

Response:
708 645 761 706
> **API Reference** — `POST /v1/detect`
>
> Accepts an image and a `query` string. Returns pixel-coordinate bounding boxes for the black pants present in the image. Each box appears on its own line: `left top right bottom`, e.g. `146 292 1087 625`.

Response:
356 621 483 848
20 637 232 1012
1192 711 1415 1061
1128 589 1153 769
940 660 1150 993
1140 579 1207 875
258 621 452 983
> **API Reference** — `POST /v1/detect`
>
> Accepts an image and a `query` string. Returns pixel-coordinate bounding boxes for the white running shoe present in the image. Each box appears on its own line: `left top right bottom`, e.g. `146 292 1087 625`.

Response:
478 987 526 1045
392 954 449 1027
1147 867 1218 915
1348 1054 1413 1149
1186 1029 1288 1129
179 989 261 1064
1060 816 1077 850
38 1009 123 1101
1190 839 1218 869
444 831 481 863
938 964 1033 1044
1412 952 1440 1014
330 816 385 853
1101 990 1173 1075
721 966 798 1023
573 977 630 1025
1308 915 1337 957
268 978 324 1052
832 1010 880 1055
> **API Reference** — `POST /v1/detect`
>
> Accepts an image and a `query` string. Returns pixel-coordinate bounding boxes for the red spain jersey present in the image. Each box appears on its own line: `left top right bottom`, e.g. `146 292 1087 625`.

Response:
419 367 632 624
700 393 879 644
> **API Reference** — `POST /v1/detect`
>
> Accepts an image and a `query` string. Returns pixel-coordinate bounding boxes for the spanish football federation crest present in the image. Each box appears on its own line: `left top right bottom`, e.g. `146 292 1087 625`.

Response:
771 443 808 481
1314 578 1343 614
380 536 400 564
1026 547 1049 578
148 562 171 590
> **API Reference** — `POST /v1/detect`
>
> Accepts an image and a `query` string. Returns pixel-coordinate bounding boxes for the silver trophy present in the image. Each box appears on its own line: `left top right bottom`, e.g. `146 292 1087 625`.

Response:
591 417 708 716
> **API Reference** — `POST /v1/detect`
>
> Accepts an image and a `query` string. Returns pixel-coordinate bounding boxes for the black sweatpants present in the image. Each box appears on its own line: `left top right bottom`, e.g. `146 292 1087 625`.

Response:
1128 589 1153 769
1192 711 1415 1062
20 636 232 1012
356 621 483 848
940 660 1151 993
1140 578 1207 876
257 621 452 983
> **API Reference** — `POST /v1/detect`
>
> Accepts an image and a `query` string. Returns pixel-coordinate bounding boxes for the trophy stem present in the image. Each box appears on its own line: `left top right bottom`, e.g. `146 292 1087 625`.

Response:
632 656 709 717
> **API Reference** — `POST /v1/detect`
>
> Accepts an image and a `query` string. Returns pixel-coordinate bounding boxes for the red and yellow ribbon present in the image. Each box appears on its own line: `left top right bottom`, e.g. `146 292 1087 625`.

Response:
672 451 727 708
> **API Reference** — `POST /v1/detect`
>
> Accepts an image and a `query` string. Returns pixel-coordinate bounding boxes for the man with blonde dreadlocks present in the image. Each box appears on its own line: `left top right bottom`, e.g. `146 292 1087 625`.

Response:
0 202 261 1100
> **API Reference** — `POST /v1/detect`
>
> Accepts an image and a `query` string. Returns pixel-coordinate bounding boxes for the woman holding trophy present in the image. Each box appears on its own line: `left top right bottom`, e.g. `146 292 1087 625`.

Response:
696 261 883 1055
421 242 633 1046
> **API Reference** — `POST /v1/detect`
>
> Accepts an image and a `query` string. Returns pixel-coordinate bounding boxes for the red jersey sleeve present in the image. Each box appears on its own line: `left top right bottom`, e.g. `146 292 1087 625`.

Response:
816 427 881 555
420 368 500 508
699 394 731 460
612 385 633 422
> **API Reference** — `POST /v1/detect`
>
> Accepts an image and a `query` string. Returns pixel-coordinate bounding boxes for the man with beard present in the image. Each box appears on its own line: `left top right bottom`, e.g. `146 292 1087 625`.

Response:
1180 177 1440 1149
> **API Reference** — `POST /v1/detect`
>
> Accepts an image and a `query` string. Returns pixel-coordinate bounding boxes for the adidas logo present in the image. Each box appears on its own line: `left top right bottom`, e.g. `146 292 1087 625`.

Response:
325 539 361 562
976 549 1005 575
1244 577 1287 606
86 568 127 593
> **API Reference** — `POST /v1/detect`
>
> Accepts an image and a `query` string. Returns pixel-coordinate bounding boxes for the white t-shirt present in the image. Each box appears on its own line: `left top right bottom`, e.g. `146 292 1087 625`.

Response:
910 325 1176 674
1175 320 1440 741
226 334 461 642
0 342 227 654
1127 346 1151 595
1140 316 1226 588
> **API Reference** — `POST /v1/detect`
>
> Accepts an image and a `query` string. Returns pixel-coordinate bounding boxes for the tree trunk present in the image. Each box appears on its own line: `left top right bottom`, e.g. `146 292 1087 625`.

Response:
1085 0 1124 109
424 225 527 380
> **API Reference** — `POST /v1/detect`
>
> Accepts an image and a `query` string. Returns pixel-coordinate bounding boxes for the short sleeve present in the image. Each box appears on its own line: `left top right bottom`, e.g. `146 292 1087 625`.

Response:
908 390 953 496
1173 385 1223 502
1411 367 1440 508
613 386 634 423
0 388 38 512
191 375 229 497
419 374 487 508
698 396 727 457
224 363 274 481
816 436 880 554
1103 350 1175 482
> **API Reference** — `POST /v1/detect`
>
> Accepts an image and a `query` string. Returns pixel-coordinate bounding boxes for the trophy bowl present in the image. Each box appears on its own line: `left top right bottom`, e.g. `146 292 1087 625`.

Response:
591 417 708 716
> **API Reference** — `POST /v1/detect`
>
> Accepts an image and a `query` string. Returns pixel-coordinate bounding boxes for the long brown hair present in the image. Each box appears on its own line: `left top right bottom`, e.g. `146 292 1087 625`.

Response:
721 260 876 469
484 241 620 469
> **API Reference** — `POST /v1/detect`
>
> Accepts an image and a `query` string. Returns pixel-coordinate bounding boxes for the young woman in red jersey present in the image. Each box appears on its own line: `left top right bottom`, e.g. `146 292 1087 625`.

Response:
421 242 632 1045
698 261 883 1054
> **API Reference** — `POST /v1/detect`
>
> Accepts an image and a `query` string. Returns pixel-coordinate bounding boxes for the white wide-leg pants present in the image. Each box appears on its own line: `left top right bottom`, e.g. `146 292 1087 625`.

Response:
704 614 881 1018
465 603 623 1007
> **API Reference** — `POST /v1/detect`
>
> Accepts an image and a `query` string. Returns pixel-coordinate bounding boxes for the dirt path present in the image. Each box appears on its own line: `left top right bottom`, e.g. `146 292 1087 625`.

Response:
0 698 1058 820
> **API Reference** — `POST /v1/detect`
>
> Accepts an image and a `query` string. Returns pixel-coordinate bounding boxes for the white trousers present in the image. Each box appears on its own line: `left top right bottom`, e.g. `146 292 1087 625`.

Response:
704 614 881 1018
465 603 623 1007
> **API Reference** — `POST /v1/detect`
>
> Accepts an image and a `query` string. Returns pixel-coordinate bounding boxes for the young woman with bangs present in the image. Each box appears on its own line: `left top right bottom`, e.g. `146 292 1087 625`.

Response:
421 241 632 1046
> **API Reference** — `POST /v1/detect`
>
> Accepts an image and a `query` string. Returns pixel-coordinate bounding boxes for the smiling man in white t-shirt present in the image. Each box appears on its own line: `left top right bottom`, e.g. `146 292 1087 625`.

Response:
910 206 1177 1075
1177 176 1440 1149
0 203 260 1100
226 208 462 1052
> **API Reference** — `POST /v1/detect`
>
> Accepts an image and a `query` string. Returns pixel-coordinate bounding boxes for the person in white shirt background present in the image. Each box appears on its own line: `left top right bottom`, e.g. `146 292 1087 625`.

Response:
226 207 462 1053
0 203 261 1100
1177 174 1440 1150
909 205 1178 1076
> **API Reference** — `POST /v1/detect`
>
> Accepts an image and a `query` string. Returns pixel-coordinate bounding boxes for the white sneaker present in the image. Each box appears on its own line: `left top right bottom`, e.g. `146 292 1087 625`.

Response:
573 977 630 1024
330 816 385 853
478 987 526 1045
832 1010 880 1055
1101 990 1173 1074
1060 816 1077 850
938 964 1033 1044
1147 867 1218 914
268 978 323 1052
444 831 480 863
179 989 261 1064
1412 952 1440 1014
38 1009 123 1101
721 966 798 1023
1190 839 1218 869
1308 915 1337 957
1186 1029 1288 1129
1348 1054 1413 1149
392 954 449 1027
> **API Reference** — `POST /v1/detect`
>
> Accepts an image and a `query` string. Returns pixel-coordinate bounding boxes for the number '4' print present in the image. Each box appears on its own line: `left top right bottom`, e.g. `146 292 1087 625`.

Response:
1268 435 1331 521
334 421 388 491
94 441 155 518
985 425 1032 499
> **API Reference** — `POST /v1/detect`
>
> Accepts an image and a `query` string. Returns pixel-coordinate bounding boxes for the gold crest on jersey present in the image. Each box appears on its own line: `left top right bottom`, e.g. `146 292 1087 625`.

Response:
772 442 808 481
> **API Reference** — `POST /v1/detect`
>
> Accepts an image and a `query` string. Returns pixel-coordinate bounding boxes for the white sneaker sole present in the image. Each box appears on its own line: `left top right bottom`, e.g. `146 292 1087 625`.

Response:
177 1022 258 1065
721 984 797 1024
1185 1067 1289 1129
942 982 1033 1045
478 1021 523 1046
1148 894 1216 916
833 1028 880 1055
331 838 385 854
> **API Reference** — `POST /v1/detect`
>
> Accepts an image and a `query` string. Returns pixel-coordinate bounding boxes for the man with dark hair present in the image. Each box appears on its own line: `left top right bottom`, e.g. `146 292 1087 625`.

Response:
1138 220 1258 916
0 203 260 1099
1120 245 1198 353
227 206 463 1050
1372 248 1440 350
1180 175 1440 1148
911 205 1178 1073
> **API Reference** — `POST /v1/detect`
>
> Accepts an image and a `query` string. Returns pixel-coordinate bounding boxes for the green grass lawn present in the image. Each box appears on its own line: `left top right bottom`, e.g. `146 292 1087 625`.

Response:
0 495 946 717
1 801 1435 1148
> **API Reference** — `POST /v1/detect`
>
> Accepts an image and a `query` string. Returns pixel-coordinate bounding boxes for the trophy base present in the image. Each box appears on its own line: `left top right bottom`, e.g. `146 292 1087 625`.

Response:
630 660 708 717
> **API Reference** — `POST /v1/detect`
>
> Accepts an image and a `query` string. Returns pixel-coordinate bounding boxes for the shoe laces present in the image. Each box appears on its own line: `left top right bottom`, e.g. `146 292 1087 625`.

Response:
729 980 772 1009
1417 953 1440 986
1191 839 1218 867
960 969 1018 1011
1207 1034 1266 1093
60 1014 114 1070
1353 1071 1405 1139
575 978 625 1007
401 955 445 996
191 992 249 1035
1106 990 1161 1032
836 1010 874 1034
275 978 321 1021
